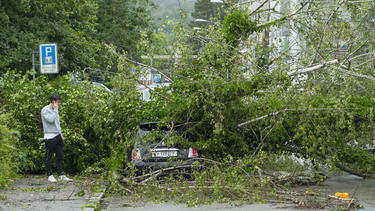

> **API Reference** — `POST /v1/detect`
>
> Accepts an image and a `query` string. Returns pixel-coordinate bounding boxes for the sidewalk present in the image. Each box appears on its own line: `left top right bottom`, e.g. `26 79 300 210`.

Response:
0 175 94 211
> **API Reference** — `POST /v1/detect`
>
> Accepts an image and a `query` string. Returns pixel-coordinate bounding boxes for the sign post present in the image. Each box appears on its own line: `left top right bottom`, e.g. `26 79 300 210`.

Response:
39 43 58 74
32 50 36 82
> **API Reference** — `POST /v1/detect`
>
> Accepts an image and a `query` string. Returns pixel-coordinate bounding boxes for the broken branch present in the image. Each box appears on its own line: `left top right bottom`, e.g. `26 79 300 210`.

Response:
238 109 296 127
330 66 375 81
287 59 339 76
125 57 173 82
334 162 375 179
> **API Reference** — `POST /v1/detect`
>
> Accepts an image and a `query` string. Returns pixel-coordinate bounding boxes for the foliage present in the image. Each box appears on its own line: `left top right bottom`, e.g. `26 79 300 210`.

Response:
0 0 153 73
138 30 172 72
1 0 375 187
0 70 143 174
221 10 259 46
141 1 375 177
0 0 99 73
97 0 152 59
110 154 353 209
0 113 19 188
114 156 274 207
142 13 290 159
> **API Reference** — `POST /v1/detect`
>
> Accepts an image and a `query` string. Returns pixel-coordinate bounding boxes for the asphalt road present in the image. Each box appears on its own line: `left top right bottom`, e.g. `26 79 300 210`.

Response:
103 200 320 211
0 175 90 211
1 173 375 211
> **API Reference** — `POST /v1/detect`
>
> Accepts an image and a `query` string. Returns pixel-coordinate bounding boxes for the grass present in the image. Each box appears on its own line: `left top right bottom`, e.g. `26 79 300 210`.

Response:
0 194 7 200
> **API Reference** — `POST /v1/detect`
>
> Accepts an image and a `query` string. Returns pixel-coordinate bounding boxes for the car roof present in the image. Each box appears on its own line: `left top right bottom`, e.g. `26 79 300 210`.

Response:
139 122 187 131
139 122 159 127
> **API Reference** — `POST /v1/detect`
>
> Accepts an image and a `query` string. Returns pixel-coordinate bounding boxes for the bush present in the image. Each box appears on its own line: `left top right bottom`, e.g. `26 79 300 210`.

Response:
0 113 19 188
0 70 142 174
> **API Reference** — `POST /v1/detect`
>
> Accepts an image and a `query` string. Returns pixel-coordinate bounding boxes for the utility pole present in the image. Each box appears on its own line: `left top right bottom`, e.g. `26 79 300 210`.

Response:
149 56 153 85
264 0 270 48
263 0 270 66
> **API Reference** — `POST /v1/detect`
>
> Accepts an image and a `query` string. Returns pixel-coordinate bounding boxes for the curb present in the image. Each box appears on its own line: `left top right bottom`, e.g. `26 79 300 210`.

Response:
82 189 106 211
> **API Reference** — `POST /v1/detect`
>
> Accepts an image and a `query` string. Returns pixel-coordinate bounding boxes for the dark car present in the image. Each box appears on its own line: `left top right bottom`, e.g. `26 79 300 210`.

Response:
131 122 199 171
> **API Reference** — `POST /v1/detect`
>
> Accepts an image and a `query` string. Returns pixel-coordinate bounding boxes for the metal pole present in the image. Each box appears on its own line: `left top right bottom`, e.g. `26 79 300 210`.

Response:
32 50 35 82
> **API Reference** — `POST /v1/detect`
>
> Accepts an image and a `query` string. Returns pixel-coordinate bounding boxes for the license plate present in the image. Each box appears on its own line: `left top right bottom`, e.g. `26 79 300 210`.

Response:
152 151 178 158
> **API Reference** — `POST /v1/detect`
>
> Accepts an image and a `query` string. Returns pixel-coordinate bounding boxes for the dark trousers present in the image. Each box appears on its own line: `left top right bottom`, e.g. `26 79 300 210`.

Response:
44 135 64 176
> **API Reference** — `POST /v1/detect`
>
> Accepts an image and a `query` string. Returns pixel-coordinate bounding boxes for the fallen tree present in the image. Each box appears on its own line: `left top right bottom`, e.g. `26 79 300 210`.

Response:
112 155 360 210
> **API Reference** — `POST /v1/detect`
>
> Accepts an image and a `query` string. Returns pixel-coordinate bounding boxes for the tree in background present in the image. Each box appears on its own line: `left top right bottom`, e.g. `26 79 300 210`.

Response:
0 0 153 74
191 0 227 28
0 0 99 73
151 0 196 25
97 0 152 59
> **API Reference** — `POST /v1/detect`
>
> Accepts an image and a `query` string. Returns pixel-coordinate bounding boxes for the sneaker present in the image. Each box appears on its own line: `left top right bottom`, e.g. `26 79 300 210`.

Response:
58 175 73 182
48 175 57 183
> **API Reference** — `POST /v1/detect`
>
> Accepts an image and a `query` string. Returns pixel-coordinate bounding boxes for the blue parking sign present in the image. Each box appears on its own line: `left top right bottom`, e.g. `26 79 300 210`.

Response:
39 43 58 74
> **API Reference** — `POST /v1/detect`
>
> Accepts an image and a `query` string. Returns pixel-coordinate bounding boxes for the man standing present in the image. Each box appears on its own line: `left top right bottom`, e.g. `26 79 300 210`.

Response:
41 94 72 183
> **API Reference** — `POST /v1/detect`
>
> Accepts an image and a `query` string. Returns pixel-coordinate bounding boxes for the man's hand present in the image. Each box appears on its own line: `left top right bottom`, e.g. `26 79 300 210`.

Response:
52 102 59 110
62 136 64 141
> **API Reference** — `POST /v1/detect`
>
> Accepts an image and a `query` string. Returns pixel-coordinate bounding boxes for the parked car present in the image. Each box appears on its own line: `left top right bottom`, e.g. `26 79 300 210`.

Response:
131 122 199 171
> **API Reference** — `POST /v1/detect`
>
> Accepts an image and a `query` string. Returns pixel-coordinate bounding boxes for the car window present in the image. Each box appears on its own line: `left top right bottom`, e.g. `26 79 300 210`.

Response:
137 129 169 143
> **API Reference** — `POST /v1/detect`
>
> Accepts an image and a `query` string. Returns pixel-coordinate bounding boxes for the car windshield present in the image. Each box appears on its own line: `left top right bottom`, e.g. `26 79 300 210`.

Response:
137 129 169 137
137 122 193 144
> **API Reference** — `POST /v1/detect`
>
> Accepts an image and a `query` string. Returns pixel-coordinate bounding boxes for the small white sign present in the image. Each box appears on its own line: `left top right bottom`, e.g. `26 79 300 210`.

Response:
39 43 58 74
